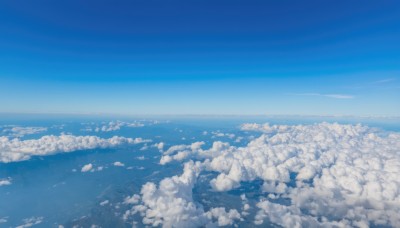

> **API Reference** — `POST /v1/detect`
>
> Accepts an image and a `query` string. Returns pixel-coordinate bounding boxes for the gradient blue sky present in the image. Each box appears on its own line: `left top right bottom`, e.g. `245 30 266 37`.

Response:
0 0 399 116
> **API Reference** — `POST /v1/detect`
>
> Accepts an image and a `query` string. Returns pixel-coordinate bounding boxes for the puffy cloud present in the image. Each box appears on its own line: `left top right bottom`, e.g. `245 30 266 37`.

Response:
157 122 400 227
124 161 208 227
159 141 231 165
154 142 165 151
93 121 145 132
0 177 12 186
124 161 241 227
164 144 192 155
84 120 168 132
262 181 287 194
123 194 140 205
211 131 235 139
254 200 345 227
0 135 151 163
159 142 206 165
234 136 243 143
113 161 125 167
240 122 291 133
81 163 93 172
206 207 241 226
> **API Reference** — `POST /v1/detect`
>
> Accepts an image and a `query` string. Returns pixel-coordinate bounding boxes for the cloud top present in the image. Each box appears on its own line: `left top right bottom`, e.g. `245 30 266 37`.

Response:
0 135 151 163
154 122 400 227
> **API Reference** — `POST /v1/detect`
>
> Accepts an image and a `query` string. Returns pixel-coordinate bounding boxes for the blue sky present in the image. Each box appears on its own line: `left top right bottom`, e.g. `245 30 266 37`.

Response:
0 0 399 116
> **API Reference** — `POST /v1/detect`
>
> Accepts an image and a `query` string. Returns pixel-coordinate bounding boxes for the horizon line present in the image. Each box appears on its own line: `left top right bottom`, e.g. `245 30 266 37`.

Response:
0 112 399 119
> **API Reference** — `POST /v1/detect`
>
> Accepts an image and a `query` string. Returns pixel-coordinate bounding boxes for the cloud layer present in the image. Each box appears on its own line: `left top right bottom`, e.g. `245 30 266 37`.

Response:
0 135 150 163
149 122 400 227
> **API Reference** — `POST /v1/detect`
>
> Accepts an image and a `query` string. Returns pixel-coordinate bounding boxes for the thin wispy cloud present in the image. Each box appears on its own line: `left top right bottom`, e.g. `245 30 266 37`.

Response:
345 76 399 91
288 93 354 99
372 78 396 84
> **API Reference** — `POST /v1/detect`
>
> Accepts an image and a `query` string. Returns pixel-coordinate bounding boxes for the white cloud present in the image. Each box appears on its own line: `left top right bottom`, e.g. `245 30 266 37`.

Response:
372 78 396 84
159 141 231 166
94 121 145 132
235 136 243 143
206 207 242 226
123 161 241 227
164 144 190 155
123 194 140 205
0 135 151 163
289 93 354 99
0 177 11 186
154 142 165 151
113 161 125 167
140 144 148 151
83 120 168 132
211 131 235 139
0 217 7 224
156 122 400 227
2 126 47 138
16 217 43 228
81 163 93 172
123 161 208 227
100 200 109 206
323 94 354 99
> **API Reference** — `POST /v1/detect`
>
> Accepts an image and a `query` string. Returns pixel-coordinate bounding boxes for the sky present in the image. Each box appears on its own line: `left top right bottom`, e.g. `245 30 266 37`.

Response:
0 0 399 116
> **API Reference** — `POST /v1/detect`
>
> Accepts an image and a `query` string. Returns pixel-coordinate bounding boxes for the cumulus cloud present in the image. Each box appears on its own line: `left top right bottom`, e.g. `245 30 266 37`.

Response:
113 161 125 167
81 163 93 172
240 194 251 216
94 121 145 132
211 131 235 139
157 122 400 227
159 141 231 165
123 161 208 227
154 142 165 151
123 194 140 205
207 207 242 226
0 135 151 163
0 177 12 186
84 120 169 132
159 142 204 165
123 161 241 227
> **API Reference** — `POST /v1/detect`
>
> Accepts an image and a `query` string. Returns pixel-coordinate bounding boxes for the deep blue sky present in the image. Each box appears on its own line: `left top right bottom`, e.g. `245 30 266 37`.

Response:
0 0 399 115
